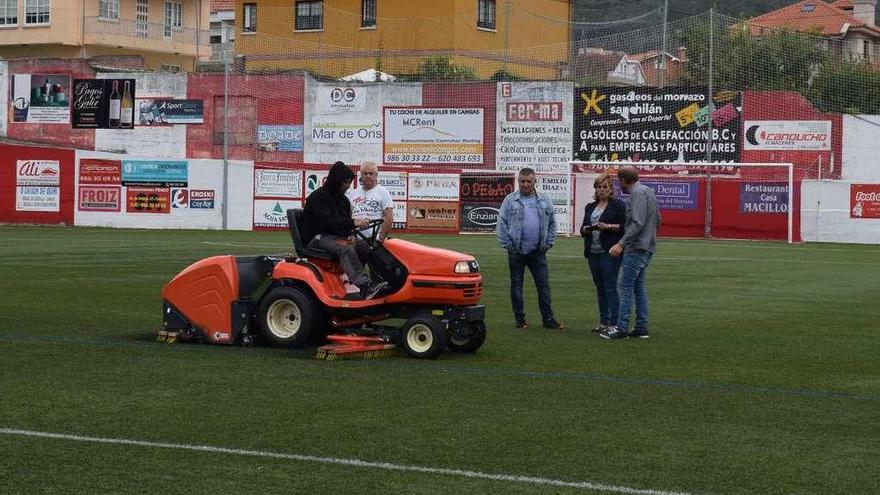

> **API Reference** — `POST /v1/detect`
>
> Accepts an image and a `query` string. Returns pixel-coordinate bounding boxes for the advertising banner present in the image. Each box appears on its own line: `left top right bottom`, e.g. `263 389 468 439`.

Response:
743 121 832 151
255 169 303 198
496 82 573 173
460 173 515 203
460 203 501 232
573 87 741 162
189 189 216 209
16 186 60 212
254 199 302 228
305 170 328 197
407 201 459 231
121 160 188 187
317 86 367 114
392 201 407 229
612 179 700 211
79 159 122 185
17 160 60 186
256 125 305 152
536 174 570 206
554 205 571 235
136 99 204 125
11 74 71 124
126 187 171 213
739 182 789 214
71 78 137 129
378 171 407 200
311 118 382 144
78 185 122 212
384 107 484 164
850 184 880 219
408 173 460 201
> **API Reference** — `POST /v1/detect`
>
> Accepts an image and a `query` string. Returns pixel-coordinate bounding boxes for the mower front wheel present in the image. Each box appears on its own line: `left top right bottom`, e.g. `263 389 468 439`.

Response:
398 315 446 359
447 321 486 353
258 286 321 348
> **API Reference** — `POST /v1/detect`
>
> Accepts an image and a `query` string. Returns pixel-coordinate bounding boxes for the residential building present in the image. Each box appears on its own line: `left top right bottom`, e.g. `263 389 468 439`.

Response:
234 0 572 79
210 0 235 61
629 48 687 87
570 47 645 86
0 0 212 70
744 0 880 63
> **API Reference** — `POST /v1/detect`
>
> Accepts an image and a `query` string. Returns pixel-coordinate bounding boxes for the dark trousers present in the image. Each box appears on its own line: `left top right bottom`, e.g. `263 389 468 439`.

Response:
508 250 554 323
308 235 371 288
586 251 622 326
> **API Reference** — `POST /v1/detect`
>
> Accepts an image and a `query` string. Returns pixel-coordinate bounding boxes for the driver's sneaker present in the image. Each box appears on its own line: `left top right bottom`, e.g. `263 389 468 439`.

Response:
543 318 564 330
599 326 628 339
360 281 389 300
629 329 650 339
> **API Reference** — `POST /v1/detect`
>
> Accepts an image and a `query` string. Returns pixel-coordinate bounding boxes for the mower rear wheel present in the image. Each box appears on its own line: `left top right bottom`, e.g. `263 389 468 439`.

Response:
398 315 446 359
258 286 320 348
447 321 486 353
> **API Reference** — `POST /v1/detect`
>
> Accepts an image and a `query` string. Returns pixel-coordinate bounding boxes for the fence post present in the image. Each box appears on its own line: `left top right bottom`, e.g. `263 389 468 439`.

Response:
222 23 230 230
704 9 715 239
659 0 668 88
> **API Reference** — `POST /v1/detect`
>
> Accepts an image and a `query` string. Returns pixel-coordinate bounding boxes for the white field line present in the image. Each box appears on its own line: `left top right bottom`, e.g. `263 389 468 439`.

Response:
1 428 699 495
549 254 878 266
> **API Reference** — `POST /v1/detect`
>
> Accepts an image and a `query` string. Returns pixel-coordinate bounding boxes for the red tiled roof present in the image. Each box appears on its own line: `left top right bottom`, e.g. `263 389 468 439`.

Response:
211 0 235 12
832 0 853 10
745 0 880 37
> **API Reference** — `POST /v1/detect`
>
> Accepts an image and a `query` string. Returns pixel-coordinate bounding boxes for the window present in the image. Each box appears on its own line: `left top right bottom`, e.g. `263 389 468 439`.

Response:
361 0 375 28
25 0 49 24
477 0 495 30
99 0 119 19
243 3 256 32
164 0 182 38
0 0 17 25
864 40 871 61
295 0 322 31
210 34 221 44
136 0 148 38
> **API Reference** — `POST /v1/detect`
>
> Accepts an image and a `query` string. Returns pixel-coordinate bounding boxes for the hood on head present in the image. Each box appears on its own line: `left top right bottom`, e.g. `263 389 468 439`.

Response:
325 161 354 192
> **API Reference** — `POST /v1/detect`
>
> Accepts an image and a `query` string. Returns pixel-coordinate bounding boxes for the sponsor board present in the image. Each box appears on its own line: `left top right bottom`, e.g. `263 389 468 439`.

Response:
122 160 188 187
11 74 71 124
392 201 407 229
71 78 137 129
496 82 573 174
535 174 570 205
17 160 60 186
171 188 189 209
850 184 880 219
460 203 501 232
554 205 571 235
79 159 122 185
460 174 515 203
612 179 700 211
739 182 789 214
256 125 304 152
378 172 407 199
743 121 831 151
574 87 741 163
135 99 204 125
317 86 367 114
255 169 303 198
126 187 171 213
406 201 459 231
16 186 59 212
304 170 328 197
408 173 460 201
78 185 122 212
311 118 382 144
190 189 216 209
384 107 484 164
254 199 302 228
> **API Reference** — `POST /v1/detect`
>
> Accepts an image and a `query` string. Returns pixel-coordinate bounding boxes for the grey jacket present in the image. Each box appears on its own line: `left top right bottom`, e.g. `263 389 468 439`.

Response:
619 182 660 253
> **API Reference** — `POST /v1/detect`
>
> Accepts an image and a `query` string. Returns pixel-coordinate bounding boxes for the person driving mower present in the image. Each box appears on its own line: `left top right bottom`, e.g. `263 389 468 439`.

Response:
301 161 388 300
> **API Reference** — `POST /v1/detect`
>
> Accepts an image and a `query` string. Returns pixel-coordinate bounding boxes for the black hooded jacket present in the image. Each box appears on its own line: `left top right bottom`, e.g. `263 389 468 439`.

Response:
301 162 356 243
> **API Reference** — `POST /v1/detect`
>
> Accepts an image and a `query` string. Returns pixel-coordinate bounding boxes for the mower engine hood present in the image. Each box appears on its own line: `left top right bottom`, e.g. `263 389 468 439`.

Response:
383 238 477 277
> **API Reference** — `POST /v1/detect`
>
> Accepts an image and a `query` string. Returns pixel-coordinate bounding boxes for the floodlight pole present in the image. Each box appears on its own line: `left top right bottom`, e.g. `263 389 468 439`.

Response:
659 0 669 88
222 23 230 230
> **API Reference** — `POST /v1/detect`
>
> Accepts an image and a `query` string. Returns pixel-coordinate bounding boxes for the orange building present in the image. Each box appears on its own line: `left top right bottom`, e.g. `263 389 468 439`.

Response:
235 0 572 79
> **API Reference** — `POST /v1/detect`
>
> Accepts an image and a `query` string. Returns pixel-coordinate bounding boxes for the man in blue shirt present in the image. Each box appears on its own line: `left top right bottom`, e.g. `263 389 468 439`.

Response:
497 167 564 330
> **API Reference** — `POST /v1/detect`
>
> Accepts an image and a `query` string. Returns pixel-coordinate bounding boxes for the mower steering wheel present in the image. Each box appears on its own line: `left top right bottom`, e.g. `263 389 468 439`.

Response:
353 218 384 247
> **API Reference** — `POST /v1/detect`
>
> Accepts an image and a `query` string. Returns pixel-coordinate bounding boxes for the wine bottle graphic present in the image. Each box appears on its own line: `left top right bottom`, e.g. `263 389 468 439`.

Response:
120 81 134 129
109 80 121 128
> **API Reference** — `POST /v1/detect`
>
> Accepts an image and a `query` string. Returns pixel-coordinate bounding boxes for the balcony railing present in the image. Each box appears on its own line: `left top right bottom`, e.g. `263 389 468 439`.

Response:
211 41 235 62
84 16 211 50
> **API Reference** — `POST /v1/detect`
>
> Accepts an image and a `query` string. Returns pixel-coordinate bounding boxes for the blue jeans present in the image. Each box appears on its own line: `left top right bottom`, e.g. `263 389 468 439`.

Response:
508 249 554 323
616 250 653 332
586 251 622 326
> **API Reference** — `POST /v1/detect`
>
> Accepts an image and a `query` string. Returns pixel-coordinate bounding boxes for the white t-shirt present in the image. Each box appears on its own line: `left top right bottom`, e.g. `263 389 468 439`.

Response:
347 185 394 237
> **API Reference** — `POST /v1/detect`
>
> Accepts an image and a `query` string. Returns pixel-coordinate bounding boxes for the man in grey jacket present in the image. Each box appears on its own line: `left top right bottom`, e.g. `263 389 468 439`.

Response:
601 166 659 340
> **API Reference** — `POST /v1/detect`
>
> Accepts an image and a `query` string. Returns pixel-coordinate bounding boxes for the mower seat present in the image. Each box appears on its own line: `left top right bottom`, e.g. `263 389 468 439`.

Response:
287 208 333 260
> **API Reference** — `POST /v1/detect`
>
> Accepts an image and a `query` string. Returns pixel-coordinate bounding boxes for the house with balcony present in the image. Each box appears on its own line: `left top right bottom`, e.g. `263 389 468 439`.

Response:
0 0 211 70
234 0 572 79
209 0 234 62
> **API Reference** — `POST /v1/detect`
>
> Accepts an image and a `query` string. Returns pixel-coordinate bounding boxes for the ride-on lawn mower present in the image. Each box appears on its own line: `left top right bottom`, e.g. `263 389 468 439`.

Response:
161 209 486 358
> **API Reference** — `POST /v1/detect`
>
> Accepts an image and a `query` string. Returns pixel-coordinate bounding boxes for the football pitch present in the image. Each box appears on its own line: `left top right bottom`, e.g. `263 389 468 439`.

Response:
1 225 878 494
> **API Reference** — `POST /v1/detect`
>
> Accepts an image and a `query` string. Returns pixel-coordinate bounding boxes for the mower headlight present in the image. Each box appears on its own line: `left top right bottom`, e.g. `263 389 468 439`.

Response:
454 260 479 274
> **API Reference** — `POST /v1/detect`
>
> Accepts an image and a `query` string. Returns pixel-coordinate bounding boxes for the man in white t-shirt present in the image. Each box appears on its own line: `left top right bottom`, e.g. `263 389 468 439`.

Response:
346 161 394 241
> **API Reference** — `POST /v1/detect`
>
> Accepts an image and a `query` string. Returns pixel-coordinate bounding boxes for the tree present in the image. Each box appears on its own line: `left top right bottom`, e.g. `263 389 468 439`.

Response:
418 56 477 81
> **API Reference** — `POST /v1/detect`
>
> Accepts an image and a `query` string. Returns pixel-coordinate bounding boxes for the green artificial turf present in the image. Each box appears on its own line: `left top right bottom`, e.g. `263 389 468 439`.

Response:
1 226 878 494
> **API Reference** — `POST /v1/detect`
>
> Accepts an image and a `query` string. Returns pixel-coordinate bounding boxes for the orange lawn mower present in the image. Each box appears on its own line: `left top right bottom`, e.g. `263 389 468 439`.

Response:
160 209 486 359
